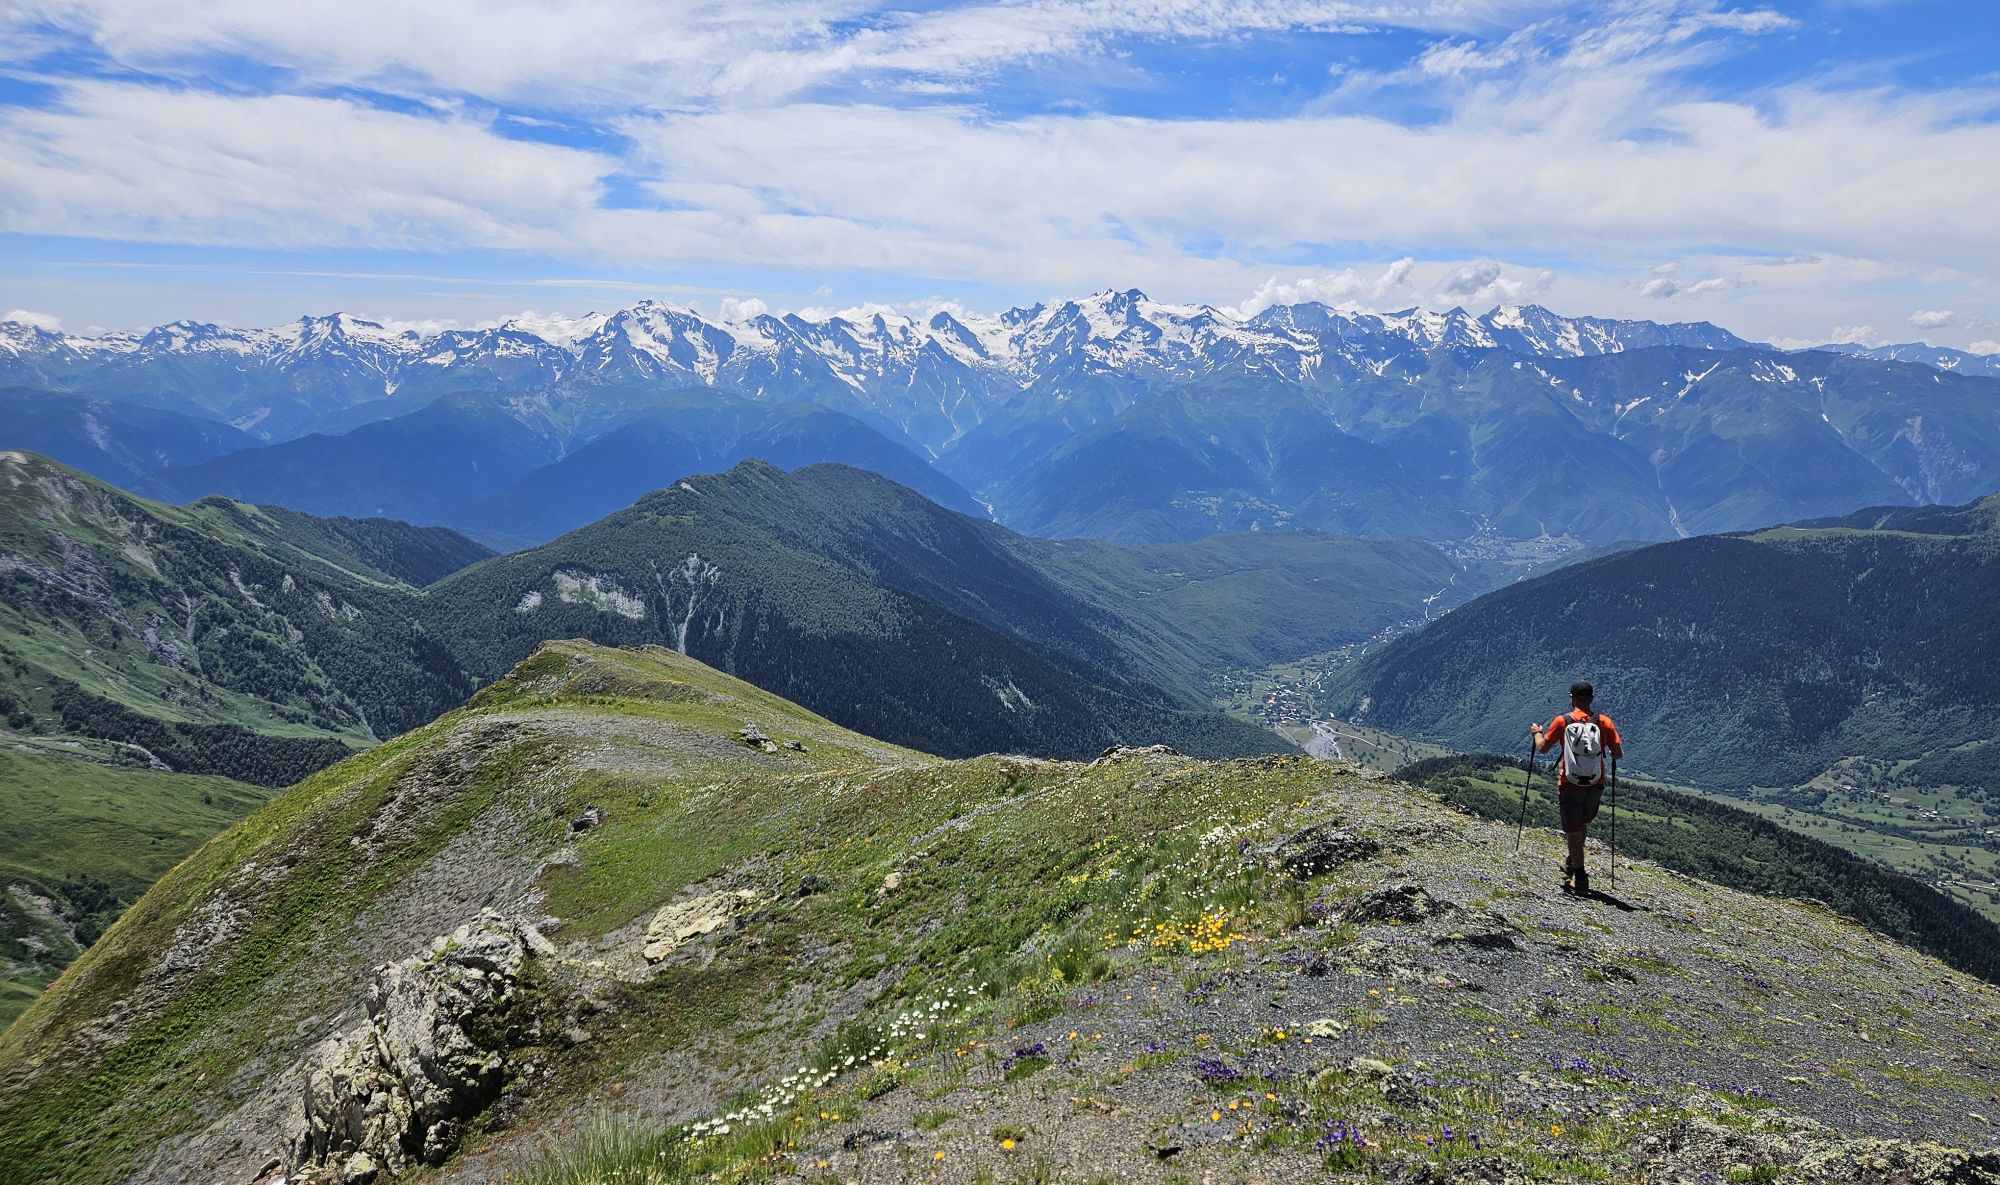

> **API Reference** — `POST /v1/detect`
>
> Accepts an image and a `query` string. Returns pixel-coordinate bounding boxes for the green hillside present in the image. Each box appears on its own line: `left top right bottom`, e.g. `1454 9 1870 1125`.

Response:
2 453 1490 1031
0 451 478 783
0 742 268 1026
180 498 495 587
4 641 1996 1185
1004 528 1468 699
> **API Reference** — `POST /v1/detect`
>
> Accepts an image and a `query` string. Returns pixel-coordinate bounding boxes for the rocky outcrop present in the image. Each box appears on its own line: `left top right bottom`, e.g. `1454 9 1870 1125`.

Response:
641 889 762 963
288 911 555 1182
1629 1116 2000 1185
1090 744 1184 765
1343 881 1453 924
1795 1139 2000 1184
1251 822 1380 880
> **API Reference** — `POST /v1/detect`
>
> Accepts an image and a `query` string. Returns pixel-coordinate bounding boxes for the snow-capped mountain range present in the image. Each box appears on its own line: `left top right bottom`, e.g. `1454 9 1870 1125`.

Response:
0 291 1754 446
1816 340 2000 380
11 288 2000 556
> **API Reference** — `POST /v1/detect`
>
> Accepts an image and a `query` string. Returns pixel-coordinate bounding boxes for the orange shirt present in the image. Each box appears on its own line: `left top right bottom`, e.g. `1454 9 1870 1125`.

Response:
1541 708 1622 787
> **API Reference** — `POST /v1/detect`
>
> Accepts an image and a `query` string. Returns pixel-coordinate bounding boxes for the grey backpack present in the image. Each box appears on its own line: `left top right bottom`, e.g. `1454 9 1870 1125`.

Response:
1561 713 1607 786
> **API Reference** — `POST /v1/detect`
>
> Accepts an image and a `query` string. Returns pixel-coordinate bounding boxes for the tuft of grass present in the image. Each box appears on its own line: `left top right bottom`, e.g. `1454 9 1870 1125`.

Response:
502 1121 686 1185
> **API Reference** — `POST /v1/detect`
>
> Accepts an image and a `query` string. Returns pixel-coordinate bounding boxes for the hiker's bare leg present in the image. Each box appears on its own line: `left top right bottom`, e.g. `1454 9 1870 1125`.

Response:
1566 827 1587 870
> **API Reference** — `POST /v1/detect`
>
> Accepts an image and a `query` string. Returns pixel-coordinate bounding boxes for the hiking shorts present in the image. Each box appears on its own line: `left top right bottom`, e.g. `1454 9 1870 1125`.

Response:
1558 782 1604 833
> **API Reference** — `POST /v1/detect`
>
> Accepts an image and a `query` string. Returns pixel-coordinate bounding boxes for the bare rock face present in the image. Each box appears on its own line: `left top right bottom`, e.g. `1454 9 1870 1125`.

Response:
641 889 762 962
288 910 554 1182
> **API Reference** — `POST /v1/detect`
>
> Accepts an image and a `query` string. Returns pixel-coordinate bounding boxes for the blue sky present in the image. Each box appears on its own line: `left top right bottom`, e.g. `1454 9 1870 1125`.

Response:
2 0 1996 350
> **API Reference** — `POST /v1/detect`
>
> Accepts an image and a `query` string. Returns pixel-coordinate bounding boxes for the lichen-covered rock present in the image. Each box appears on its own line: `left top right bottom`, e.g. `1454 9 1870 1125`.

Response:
288 911 551 1179
1793 1139 2000 1184
641 889 762 962
1252 822 1380 880
1344 881 1453 924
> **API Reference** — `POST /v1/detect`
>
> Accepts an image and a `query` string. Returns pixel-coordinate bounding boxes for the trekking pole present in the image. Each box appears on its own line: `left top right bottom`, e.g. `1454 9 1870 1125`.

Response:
1514 726 1536 855
1600 760 1616 888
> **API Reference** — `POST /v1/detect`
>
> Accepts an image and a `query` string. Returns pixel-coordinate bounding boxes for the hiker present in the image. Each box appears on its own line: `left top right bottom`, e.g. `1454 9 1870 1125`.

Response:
1533 681 1621 895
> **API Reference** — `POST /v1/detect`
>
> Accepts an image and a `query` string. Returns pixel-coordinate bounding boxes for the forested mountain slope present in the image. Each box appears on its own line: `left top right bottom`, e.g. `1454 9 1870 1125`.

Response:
1327 494 2000 802
0 451 479 784
421 461 1292 760
0 387 256 487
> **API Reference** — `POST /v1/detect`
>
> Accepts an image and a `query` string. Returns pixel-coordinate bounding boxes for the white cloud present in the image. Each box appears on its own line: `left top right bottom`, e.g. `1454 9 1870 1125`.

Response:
2 309 63 331
14 76 1997 340
1432 260 1553 305
1435 260 1503 298
6 0 1546 108
1230 257 1416 317
718 296 770 322
1971 340 2000 355
2 1 1996 348
1640 274 1740 299
0 82 609 250
361 315 464 336
1907 309 1955 328
1828 324 1876 345
1416 38 1523 77
599 79 2000 291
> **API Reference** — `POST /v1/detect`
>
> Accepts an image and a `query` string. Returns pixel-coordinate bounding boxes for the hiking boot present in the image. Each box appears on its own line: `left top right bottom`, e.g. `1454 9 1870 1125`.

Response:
1571 866 1590 896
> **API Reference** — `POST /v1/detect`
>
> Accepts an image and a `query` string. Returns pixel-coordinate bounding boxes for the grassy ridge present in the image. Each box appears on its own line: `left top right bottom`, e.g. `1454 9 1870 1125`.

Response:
0 642 921 1183
1396 752 2000 983
0 640 1338 1183
9 643 1999 1185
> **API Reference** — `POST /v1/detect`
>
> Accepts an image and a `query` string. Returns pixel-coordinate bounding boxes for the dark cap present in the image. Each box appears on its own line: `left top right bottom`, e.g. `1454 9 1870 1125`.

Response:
1570 680 1594 703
